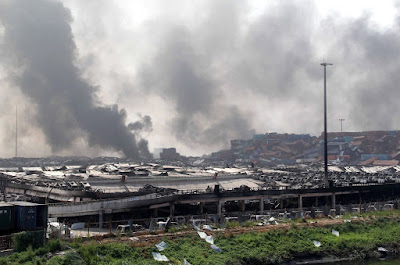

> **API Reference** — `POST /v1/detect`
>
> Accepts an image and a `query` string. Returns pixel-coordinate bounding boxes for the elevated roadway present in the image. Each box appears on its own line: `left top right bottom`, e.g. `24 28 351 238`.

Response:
48 182 400 219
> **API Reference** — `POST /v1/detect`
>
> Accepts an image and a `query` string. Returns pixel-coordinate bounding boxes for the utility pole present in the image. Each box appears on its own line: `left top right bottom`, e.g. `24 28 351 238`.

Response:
321 62 332 188
339 118 345 133
15 106 18 158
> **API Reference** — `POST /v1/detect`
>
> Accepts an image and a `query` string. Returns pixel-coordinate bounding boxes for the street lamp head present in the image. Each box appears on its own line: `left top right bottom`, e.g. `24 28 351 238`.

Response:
320 62 333 66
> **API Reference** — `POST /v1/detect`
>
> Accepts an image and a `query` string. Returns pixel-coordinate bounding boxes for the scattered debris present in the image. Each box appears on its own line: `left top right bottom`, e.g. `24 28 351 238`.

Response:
205 235 214 245
71 222 85 230
155 241 168 251
210 244 222 253
197 232 207 239
332 229 339 237
139 184 177 196
313 240 321 247
203 225 213 231
377 247 389 253
268 217 278 225
152 252 169 261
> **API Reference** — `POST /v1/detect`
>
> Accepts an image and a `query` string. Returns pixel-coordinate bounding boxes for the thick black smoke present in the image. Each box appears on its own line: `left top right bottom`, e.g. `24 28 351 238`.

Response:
0 0 149 158
2 0 400 157
128 114 152 159
128 114 153 134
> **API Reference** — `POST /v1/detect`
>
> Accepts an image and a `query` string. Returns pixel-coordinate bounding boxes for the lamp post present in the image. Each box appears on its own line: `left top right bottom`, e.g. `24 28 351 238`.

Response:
321 62 332 188
339 118 345 133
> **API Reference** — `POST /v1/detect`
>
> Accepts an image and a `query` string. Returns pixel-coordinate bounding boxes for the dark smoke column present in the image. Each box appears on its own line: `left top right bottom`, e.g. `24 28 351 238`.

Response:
0 0 147 158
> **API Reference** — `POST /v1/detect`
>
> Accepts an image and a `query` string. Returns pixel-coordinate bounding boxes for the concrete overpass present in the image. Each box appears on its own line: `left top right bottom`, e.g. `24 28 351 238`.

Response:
47 182 400 226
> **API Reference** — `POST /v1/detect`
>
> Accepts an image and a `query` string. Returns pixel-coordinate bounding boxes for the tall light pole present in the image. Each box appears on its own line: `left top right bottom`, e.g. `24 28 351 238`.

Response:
15 106 18 158
321 62 332 188
339 118 345 133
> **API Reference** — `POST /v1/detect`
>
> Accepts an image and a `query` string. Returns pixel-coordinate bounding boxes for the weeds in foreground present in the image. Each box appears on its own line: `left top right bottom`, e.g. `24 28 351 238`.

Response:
2 212 400 264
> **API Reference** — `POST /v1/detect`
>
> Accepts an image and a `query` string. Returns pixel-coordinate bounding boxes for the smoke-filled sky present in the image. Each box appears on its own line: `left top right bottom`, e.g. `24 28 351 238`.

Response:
0 0 398 158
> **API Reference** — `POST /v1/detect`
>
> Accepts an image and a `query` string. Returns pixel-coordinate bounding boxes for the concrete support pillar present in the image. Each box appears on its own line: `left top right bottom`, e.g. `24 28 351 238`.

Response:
335 204 341 216
217 200 223 217
280 198 284 209
170 202 175 217
298 195 303 212
200 202 204 214
99 210 104 228
331 193 336 209
3 188 7 202
259 197 264 214
240 200 245 212
22 191 27 201
153 208 158 218
315 197 319 207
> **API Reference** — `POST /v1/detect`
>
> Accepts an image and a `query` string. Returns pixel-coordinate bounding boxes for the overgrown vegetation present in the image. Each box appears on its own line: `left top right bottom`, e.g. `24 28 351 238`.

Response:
0 240 63 265
13 230 46 252
2 214 400 264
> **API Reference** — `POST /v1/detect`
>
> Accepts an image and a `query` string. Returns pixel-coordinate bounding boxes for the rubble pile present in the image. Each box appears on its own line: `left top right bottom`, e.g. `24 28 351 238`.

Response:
138 184 177 195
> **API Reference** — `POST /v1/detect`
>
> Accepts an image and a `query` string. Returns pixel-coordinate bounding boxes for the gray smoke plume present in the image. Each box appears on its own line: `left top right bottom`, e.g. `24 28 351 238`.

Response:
140 2 253 149
0 0 149 158
128 114 153 134
329 14 400 131
128 114 152 159
139 0 400 148
2 0 400 157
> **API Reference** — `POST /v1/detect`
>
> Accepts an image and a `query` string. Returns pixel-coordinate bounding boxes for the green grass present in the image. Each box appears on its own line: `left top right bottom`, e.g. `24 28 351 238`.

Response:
2 213 400 264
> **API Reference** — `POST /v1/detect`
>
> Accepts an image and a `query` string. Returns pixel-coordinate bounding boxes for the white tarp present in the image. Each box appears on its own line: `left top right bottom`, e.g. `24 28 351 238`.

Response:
268 217 277 225
71 222 85 230
377 247 389 253
155 241 168 251
210 244 222 253
49 222 61 229
193 225 201 231
197 231 207 239
332 229 339 237
183 259 192 265
152 252 169 261
313 240 321 247
203 225 213 231
205 235 214 245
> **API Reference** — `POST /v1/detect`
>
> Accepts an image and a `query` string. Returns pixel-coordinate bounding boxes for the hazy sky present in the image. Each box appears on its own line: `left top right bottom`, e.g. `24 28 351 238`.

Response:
0 0 399 157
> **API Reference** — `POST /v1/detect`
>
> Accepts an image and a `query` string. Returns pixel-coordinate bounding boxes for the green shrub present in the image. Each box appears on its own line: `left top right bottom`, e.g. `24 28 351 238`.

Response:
243 221 257 227
5 214 400 265
13 231 45 252
225 221 241 228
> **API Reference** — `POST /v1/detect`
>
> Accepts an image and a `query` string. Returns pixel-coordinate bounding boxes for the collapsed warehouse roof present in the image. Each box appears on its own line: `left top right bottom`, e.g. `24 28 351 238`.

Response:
1 162 400 203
